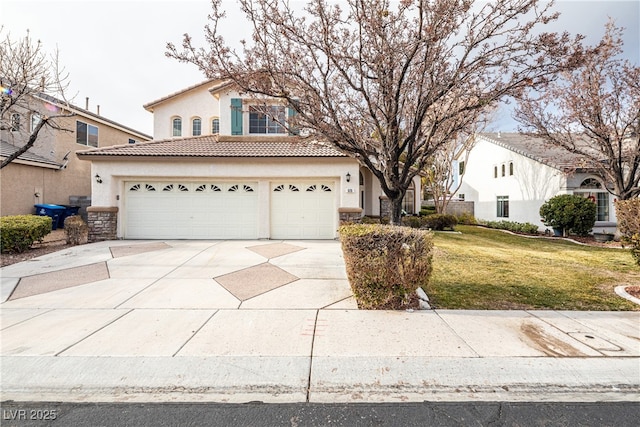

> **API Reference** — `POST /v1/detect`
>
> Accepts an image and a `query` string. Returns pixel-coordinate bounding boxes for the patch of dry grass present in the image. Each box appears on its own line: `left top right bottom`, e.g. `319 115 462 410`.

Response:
427 226 640 310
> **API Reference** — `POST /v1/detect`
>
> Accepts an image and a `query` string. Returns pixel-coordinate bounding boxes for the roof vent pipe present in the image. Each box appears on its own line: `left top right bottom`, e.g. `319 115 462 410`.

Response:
85 97 89 110
97 105 100 115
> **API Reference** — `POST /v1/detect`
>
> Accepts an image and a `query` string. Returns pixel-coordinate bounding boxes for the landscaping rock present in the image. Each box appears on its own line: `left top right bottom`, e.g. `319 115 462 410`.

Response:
416 287 429 302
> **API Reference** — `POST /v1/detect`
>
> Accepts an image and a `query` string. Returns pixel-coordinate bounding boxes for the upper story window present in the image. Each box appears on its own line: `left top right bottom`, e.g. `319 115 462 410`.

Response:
249 105 286 134
494 166 498 178
501 164 506 177
30 113 42 132
76 120 99 147
211 117 220 134
458 161 465 175
192 117 202 136
128 138 136 144
10 113 21 131
509 162 514 176
172 117 182 137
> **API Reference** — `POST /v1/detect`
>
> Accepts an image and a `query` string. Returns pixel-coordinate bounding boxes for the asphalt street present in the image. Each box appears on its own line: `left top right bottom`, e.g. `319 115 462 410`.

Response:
1 401 639 427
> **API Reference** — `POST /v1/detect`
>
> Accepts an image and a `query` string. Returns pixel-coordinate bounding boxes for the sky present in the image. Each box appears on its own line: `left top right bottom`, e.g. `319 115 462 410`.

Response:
2 0 639 137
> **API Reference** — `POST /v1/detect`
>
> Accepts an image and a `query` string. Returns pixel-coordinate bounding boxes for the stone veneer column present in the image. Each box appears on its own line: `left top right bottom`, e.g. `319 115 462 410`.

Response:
87 206 118 242
379 196 391 220
338 207 363 224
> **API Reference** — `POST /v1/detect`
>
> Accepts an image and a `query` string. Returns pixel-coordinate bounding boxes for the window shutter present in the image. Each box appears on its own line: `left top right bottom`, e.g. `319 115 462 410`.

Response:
231 98 243 135
287 105 299 136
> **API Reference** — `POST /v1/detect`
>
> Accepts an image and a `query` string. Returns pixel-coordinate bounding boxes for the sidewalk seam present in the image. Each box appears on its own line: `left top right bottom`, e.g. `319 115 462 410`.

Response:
306 309 320 403
54 308 134 356
172 310 219 357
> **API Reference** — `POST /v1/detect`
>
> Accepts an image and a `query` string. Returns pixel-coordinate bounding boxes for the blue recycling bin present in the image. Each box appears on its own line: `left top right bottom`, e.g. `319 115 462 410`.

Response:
59 205 81 228
34 204 65 230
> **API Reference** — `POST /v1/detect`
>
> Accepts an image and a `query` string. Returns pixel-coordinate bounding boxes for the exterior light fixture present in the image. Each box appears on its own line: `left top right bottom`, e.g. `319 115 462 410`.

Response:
346 172 351 182
95 174 103 184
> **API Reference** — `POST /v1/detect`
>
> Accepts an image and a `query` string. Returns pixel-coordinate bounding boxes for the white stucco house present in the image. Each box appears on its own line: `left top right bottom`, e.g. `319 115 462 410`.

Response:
77 79 421 240
456 133 617 234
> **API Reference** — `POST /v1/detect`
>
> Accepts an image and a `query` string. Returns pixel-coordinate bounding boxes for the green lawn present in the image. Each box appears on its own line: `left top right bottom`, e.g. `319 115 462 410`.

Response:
427 225 640 310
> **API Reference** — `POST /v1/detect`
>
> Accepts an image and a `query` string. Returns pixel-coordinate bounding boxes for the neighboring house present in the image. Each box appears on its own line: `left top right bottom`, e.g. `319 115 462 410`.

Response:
456 132 617 233
77 79 421 240
1 93 151 217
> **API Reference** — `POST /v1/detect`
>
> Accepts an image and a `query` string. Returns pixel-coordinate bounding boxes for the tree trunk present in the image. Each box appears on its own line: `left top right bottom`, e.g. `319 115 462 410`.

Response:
389 196 404 226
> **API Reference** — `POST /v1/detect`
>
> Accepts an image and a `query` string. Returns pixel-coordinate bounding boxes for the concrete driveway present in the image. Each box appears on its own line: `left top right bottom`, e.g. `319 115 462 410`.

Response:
1 239 639 403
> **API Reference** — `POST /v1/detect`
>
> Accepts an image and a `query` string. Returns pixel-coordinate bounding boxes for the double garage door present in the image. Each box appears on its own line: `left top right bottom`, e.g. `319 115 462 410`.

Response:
124 181 335 239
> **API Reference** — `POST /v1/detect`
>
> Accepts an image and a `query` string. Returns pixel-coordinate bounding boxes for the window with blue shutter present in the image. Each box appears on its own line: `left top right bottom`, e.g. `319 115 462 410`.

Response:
231 98 243 135
288 106 299 135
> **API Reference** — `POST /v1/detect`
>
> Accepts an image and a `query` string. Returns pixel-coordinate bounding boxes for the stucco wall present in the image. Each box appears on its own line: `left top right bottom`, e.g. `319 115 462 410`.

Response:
151 85 220 139
457 138 566 229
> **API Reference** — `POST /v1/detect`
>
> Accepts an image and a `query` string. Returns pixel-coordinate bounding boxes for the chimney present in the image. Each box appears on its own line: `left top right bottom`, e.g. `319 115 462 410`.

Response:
497 131 501 138
85 97 89 110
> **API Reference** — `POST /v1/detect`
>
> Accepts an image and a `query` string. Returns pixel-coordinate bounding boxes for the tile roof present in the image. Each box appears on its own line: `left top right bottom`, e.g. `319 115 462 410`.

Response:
76 135 347 159
479 132 594 171
1 140 63 168
143 79 221 111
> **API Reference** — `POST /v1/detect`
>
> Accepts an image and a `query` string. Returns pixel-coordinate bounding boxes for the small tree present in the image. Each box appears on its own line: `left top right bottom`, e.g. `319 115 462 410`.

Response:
515 21 640 200
422 132 478 214
167 0 588 225
1 29 74 169
539 194 596 237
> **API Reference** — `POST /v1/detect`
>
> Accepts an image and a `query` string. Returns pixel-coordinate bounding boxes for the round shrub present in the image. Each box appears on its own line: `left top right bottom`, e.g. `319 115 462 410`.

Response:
0 215 52 253
539 194 596 237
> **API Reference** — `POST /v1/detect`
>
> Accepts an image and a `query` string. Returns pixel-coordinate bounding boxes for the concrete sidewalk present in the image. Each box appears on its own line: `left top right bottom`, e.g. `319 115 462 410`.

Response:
1 239 639 403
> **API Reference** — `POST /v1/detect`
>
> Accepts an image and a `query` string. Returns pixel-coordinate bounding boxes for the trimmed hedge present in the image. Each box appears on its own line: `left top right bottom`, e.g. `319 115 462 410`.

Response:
64 215 88 245
483 220 540 235
0 215 52 253
339 224 434 309
615 199 640 265
421 214 458 231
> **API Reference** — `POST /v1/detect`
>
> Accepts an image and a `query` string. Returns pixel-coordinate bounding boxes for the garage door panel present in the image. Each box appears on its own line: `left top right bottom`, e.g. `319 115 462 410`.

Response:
271 182 335 239
125 182 258 239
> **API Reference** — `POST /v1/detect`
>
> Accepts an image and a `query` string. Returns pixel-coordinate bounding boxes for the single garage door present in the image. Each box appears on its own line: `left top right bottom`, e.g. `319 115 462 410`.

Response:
271 182 336 239
125 182 258 239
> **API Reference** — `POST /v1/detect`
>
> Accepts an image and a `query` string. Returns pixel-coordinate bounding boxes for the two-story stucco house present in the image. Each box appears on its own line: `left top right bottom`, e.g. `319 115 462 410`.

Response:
77 79 422 241
456 133 617 233
1 93 151 217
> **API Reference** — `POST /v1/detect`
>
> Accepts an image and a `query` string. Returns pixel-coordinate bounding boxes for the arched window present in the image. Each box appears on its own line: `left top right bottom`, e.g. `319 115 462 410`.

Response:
211 117 220 134
501 164 506 177
580 178 602 189
509 162 514 176
172 117 182 137
578 178 608 221
192 117 202 136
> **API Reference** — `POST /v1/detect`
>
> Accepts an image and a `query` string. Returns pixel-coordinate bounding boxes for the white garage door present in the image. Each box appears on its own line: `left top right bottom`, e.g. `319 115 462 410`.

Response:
125 182 258 239
271 182 336 239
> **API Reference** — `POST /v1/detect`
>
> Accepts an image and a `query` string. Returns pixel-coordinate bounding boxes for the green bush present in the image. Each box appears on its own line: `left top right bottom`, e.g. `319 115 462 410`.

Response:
401 215 422 229
422 214 458 231
419 206 436 217
540 194 596 237
64 215 88 245
615 199 640 265
456 212 478 225
339 224 434 310
484 220 540 235
0 215 52 253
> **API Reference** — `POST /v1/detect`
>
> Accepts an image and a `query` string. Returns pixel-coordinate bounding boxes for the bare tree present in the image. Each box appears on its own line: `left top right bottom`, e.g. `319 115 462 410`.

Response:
167 0 587 224
1 29 74 169
515 21 640 200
